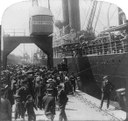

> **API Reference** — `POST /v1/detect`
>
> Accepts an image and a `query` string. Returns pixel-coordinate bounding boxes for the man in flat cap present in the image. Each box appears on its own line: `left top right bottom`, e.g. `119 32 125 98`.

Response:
57 85 68 121
100 75 114 109
42 88 56 121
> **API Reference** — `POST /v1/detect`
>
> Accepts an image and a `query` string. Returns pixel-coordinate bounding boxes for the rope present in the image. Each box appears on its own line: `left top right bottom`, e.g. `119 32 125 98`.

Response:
82 0 93 30
93 1 103 32
97 18 106 29
55 7 62 20
109 7 118 22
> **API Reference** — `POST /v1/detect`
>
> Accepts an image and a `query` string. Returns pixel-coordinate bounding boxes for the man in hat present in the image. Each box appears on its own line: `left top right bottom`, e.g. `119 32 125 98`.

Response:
25 95 37 121
100 75 114 109
69 74 76 94
4 84 14 107
64 76 71 95
35 76 42 109
57 85 68 121
0 87 12 121
46 78 58 100
16 78 31 119
42 87 56 121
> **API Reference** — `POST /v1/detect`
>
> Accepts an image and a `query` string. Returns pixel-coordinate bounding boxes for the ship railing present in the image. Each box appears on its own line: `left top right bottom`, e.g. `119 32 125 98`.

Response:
3 29 28 37
78 23 128 55
81 38 128 55
54 43 127 57
83 44 126 55
54 36 128 57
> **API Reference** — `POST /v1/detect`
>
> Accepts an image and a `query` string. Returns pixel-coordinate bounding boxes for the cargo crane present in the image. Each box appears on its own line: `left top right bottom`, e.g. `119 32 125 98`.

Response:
28 0 53 67
29 0 53 35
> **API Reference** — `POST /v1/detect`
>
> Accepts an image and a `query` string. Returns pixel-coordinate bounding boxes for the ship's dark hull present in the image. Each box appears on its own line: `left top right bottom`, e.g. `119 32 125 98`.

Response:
53 53 128 100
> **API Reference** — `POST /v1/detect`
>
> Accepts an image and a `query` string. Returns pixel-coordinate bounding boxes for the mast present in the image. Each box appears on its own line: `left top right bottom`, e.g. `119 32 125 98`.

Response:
48 0 50 10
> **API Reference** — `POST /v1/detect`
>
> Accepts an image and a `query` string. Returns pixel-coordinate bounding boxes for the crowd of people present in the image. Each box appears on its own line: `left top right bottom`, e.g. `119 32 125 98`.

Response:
59 28 128 56
0 64 79 121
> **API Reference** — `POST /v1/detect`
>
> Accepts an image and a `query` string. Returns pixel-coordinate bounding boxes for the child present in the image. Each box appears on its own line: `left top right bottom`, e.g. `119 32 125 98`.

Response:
25 95 37 121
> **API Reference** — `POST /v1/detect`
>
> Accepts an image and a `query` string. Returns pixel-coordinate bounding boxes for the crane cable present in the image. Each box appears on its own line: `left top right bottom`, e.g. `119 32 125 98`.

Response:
86 0 98 31
93 2 103 32
109 7 118 22
81 0 92 29
52 6 62 33
82 0 94 30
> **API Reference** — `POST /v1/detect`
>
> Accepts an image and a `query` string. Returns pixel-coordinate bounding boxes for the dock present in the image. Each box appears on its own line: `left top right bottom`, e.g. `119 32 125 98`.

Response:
12 90 126 121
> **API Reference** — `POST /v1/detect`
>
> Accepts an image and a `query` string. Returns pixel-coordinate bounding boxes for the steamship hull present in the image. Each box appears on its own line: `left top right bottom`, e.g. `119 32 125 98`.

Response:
52 52 128 99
